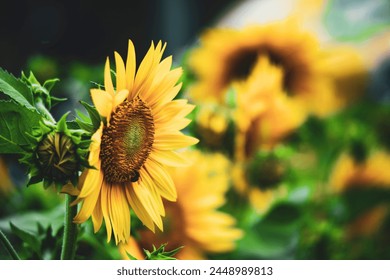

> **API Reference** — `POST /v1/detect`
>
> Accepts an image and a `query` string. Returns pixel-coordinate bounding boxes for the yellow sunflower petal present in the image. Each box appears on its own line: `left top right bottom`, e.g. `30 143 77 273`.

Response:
133 42 156 94
139 167 165 216
77 162 102 199
114 89 129 108
114 51 127 91
73 170 103 224
144 158 177 201
110 185 131 244
154 133 199 150
90 89 113 118
132 178 163 230
149 149 189 167
125 184 155 232
151 84 182 114
148 69 183 108
126 40 136 96
104 58 115 96
92 192 103 233
100 182 113 242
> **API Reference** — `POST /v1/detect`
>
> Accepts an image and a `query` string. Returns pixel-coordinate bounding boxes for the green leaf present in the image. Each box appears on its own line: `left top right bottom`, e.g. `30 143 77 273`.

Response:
236 203 302 259
10 223 41 255
0 67 34 109
323 0 390 42
0 99 42 153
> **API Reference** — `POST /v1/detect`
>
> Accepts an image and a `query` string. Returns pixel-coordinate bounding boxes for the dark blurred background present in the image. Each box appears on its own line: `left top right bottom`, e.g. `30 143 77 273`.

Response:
1 0 237 75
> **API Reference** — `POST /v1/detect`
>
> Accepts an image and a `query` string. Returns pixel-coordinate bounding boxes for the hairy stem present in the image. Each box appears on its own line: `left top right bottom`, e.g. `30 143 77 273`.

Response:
61 194 78 260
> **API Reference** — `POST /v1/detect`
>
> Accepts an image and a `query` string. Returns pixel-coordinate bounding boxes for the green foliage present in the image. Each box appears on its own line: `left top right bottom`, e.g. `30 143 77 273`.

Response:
144 243 183 260
0 67 34 109
0 99 42 154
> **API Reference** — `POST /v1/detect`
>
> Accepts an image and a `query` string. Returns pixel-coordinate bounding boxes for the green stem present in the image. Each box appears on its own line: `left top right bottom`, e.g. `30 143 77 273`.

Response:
0 229 21 260
61 194 78 260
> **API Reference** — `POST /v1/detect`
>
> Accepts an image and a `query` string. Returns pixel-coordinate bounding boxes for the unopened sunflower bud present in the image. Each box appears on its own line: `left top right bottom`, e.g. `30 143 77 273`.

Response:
247 155 286 190
37 132 78 184
20 113 90 191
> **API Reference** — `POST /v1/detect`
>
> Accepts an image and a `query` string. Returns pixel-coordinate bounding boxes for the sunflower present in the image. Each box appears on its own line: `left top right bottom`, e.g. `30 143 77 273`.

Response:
120 150 243 259
188 19 365 117
233 55 306 158
73 40 198 245
329 151 390 192
329 151 390 236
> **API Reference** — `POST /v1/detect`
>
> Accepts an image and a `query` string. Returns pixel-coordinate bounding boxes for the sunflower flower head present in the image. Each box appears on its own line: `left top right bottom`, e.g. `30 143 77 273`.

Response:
120 150 243 259
188 19 366 117
233 56 306 158
74 40 198 245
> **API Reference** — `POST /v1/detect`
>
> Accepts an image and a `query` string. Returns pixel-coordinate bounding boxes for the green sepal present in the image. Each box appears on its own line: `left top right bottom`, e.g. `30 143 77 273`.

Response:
75 119 94 132
56 112 71 133
51 96 67 108
143 243 183 260
66 120 81 130
42 78 60 93
27 175 43 187
79 100 101 132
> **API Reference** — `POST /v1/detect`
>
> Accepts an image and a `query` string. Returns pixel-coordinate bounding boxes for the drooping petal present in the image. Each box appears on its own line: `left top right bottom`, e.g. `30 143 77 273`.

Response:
91 192 103 233
125 183 155 232
132 178 163 230
109 184 131 244
100 182 113 242
73 169 103 223
143 158 177 201
77 162 103 199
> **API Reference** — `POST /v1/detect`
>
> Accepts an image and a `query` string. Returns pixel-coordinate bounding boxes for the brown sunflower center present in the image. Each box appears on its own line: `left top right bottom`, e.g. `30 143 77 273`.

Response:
100 97 154 184
224 47 298 92
225 49 259 84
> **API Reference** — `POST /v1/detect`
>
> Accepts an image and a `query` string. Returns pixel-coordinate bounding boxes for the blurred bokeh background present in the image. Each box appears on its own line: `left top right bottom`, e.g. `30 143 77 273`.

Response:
2 0 390 260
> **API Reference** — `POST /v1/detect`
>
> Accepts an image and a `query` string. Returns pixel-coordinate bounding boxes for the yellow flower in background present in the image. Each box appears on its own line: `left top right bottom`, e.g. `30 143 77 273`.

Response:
188 19 366 117
329 151 390 192
329 151 390 236
194 103 231 150
120 150 243 259
234 56 306 158
0 157 13 195
232 157 287 214
73 40 198 244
